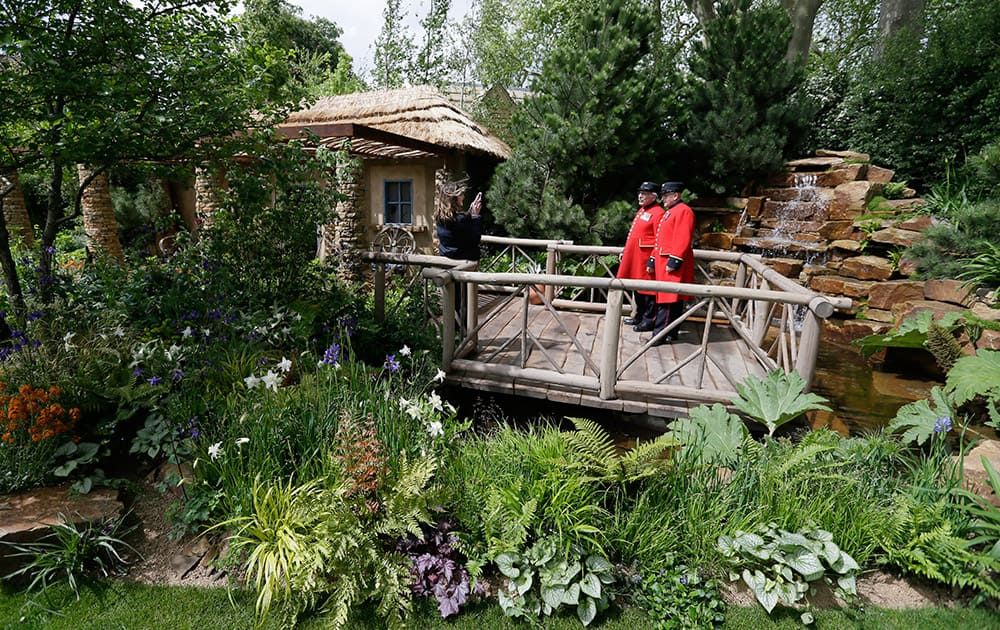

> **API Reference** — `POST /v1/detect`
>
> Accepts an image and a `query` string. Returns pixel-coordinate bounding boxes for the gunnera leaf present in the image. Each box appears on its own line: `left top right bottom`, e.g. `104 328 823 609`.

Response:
946 350 1000 406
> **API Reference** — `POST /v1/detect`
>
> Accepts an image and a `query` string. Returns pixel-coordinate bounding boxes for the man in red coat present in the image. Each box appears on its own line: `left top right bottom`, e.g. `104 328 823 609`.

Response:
617 182 665 330
649 181 695 344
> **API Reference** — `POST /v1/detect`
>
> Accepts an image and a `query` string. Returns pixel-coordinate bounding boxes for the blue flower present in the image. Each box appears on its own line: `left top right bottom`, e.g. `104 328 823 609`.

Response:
148 376 163 386
132 367 144 377
171 369 184 382
45 246 57 254
320 343 341 366
934 416 952 434
26 310 44 322
384 354 400 372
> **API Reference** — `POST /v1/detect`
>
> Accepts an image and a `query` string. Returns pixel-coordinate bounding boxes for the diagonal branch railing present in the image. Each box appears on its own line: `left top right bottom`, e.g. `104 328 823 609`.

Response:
364 244 852 407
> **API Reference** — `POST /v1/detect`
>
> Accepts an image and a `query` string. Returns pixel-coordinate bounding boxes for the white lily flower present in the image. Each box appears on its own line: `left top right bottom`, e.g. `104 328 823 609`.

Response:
428 391 444 412
277 356 292 373
182 326 194 338
208 442 223 460
434 369 447 383
235 437 250 445
427 421 444 437
399 345 411 357
113 326 125 337
63 331 76 351
261 370 281 391
244 374 261 389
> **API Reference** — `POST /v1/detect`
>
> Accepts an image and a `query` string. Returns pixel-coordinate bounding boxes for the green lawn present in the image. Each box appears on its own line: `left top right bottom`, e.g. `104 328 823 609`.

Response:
3 581 998 630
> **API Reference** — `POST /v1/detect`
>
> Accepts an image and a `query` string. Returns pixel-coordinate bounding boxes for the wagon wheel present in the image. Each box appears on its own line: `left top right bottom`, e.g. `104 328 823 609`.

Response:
371 226 416 255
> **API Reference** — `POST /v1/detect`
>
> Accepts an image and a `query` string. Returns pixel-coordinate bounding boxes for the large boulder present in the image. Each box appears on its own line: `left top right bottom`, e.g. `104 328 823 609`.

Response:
868 280 925 310
840 255 895 281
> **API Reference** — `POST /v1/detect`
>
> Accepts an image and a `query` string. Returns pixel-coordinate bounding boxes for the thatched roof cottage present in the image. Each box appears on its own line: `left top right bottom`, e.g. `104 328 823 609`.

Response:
277 86 511 264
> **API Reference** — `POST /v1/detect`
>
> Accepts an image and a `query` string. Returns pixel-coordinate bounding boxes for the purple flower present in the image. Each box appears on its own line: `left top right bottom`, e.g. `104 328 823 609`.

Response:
26 310 44 322
934 416 952 434
148 376 162 386
132 366 144 377
171 369 184 382
45 246 57 254
320 343 341 366
384 354 400 372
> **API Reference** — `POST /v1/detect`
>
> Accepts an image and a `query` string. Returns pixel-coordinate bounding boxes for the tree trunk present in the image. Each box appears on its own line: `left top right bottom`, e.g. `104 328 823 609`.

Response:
876 0 926 57
781 0 825 63
77 164 123 261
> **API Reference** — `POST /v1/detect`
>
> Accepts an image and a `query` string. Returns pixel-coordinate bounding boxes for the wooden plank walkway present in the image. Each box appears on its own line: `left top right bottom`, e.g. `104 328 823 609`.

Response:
446 294 769 419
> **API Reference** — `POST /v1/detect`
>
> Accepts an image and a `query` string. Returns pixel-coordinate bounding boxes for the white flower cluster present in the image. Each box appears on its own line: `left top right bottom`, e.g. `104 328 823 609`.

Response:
398 391 454 438
244 356 293 392
208 436 251 461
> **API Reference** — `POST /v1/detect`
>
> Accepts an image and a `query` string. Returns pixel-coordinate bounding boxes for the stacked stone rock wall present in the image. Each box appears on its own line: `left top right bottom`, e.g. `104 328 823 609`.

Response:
77 165 123 261
0 170 35 247
694 149 999 350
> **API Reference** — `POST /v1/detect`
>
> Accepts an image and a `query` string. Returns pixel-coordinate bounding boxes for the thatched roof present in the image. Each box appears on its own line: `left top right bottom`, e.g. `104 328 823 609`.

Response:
281 86 511 160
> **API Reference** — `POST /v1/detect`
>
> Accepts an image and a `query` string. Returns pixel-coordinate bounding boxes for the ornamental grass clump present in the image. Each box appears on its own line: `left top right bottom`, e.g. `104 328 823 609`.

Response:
0 383 81 494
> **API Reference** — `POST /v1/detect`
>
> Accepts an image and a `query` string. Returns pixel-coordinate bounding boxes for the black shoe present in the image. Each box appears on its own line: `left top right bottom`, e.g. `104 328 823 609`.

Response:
633 322 655 332
650 335 672 347
623 317 638 325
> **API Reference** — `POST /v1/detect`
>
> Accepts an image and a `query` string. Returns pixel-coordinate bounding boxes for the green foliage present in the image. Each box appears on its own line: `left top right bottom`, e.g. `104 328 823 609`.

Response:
682 0 814 194
882 181 909 199
666 403 748 466
561 417 676 485
852 311 964 359
958 241 1000 300
717 523 859 620
732 371 831 437
888 387 955 447
904 195 1000 281
945 349 1000 410
636 563 726 630
223 455 438 628
841 0 1000 188
879 492 1000 602
495 536 615 627
950 456 1000 561
2 513 136 601
487 0 681 243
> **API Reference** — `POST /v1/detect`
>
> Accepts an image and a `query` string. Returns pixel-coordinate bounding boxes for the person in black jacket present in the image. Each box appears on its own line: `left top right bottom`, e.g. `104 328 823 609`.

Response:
435 178 483 261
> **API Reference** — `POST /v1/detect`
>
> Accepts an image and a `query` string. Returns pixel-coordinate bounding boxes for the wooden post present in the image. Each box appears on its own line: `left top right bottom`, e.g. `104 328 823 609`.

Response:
599 289 623 400
545 244 558 303
374 263 386 323
733 261 747 319
466 279 478 349
796 309 822 389
441 276 456 369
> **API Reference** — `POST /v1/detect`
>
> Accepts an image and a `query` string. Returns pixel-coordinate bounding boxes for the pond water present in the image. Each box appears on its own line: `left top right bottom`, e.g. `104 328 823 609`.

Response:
809 342 937 436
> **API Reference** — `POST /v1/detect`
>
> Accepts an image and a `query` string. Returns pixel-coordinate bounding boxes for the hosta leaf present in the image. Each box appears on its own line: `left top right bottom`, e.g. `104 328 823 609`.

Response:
837 573 857 595
580 572 602 598
564 581 581 605
831 551 860 575
495 553 520 578
541 584 565 610
743 569 778 613
668 403 748 465
946 350 1000 405
577 596 597 626
785 549 824 581
584 554 614 574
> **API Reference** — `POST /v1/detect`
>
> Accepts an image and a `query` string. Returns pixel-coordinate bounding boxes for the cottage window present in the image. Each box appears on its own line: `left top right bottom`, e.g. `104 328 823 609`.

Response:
383 180 413 225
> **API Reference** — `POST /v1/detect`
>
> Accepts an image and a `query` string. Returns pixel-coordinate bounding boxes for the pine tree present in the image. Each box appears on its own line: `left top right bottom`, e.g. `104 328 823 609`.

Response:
488 0 681 243
683 0 814 194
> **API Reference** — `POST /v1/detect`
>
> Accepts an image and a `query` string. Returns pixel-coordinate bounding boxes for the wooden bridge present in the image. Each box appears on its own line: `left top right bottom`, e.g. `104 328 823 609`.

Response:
364 237 852 419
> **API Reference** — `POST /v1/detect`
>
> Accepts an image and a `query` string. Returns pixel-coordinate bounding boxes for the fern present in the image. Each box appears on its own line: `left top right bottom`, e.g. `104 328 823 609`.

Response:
925 322 963 372
562 416 676 484
732 370 831 437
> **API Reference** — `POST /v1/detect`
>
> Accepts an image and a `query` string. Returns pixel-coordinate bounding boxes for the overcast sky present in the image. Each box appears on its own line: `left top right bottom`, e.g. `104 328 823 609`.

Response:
288 0 474 75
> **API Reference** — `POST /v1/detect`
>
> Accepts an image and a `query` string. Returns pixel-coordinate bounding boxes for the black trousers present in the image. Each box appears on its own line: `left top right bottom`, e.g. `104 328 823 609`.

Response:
635 293 658 325
652 301 685 339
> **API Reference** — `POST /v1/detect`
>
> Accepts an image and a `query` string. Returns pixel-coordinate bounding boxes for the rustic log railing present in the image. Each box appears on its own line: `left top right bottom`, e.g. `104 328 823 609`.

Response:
364 239 852 405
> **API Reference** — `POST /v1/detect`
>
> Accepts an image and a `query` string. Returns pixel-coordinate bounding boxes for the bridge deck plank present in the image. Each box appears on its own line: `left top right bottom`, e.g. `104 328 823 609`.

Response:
452 301 763 419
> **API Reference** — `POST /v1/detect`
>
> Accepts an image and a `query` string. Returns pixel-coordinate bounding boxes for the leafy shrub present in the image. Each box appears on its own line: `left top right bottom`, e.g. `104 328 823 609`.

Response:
2 513 137 600
717 523 859 623
495 535 615 627
636 563 726 630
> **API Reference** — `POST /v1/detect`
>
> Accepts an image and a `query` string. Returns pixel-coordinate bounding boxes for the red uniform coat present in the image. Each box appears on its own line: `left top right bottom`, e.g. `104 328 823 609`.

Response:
616 202 664 295
653 201 695 304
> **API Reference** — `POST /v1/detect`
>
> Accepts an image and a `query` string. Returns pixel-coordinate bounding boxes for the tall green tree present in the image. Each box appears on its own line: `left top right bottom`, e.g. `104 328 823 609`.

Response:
413 0 452 87
843 0 1000 187
372 0 416 89
0 0 296 312
682 0 814 194
488 0 680 243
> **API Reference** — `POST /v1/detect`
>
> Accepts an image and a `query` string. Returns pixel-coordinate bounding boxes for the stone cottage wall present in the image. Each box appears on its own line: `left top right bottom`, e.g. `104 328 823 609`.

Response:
1 170 35 247
77 165 123 261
